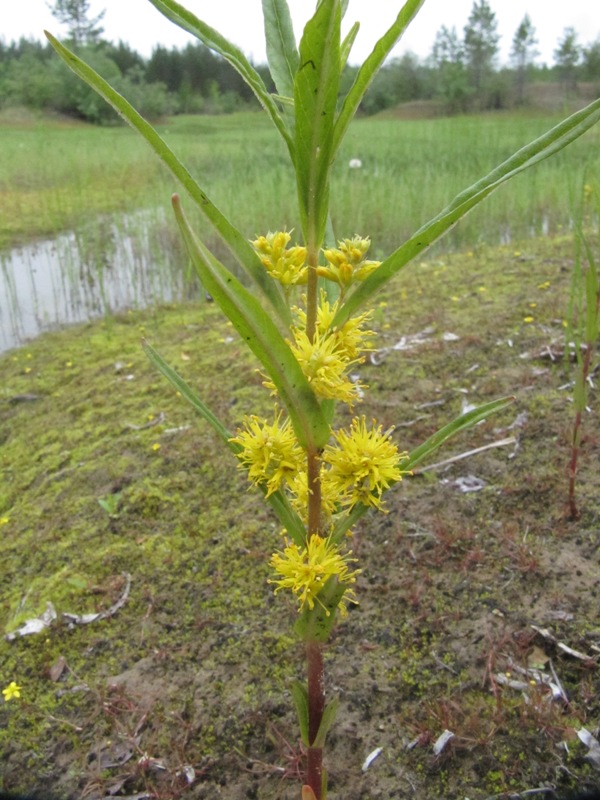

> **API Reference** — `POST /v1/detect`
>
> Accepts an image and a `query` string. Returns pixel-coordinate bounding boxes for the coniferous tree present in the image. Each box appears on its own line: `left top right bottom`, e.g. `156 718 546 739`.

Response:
582 38 600 83
510 14 538 105
48 0 105 46
431 25 470 113
463 0 500 108
554 27 582 94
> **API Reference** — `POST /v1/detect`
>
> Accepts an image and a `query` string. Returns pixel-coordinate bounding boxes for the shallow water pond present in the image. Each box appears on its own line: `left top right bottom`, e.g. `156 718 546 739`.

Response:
0 209 195 354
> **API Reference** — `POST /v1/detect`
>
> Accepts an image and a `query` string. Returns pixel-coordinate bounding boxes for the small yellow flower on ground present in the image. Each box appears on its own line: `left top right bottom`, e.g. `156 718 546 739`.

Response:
269 534 359 613
2 682 22 701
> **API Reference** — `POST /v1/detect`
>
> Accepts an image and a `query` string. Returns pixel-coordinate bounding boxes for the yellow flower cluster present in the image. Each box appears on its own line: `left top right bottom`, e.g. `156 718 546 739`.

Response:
232 412 408 518
293 291 374 362
269 534 359 614
323 416 410 510
318 236 380 296
252 231 308 287
289 327 362 405
232 231 409 615
230 409 304 497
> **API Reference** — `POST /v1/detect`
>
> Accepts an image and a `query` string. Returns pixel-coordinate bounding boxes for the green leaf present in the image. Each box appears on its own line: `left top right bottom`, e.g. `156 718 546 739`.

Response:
294 575 346 642
172 195 331 452
333 0 425 153
333 97 600 327
44 32 291 328
404 396 515 472
330 501 370 546
294 0 341 247
290 680 310 746
262 0 299 101
143 338 307 545
340 21 360 69
312 696 339 748
265 491 307 548
146 0 294 155
143 339 234 447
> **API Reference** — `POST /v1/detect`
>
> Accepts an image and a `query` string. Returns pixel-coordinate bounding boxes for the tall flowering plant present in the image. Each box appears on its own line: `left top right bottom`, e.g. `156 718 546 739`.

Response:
46 2 600 797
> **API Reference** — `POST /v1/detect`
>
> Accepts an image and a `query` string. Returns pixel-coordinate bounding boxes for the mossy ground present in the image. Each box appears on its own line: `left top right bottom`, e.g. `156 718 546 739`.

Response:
1 234 599 799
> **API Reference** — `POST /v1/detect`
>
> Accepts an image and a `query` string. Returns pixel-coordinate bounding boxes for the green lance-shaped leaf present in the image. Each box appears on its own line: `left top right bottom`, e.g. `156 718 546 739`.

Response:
146 0 294 156
262 0 299 102
330 396 515 545
340 21 360 69
172 195 331 453
143 339 307 545
333 0 425 154
294 0 341 248
402 395 515 471
333 97 600 328
143 338 233 447
294 575 346 643
291 680 310 746
312 696 339 748
44 32 291 328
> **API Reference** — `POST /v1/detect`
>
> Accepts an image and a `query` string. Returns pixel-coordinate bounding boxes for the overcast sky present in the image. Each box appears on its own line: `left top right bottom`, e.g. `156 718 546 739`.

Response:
3 1 599 67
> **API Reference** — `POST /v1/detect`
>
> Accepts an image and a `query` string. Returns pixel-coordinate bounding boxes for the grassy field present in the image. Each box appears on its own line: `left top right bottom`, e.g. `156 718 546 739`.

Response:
1 108 599 256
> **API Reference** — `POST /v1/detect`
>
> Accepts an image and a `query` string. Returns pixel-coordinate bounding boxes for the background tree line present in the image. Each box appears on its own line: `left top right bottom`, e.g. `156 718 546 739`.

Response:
1 0 599 123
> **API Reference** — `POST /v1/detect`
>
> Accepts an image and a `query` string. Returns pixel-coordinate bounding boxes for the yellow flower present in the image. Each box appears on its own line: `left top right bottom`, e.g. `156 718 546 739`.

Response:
318 235 380 293
293 291 374 361
2 681 21 701
269 534 359 614
151 443 161 451
230 410 304 496
0 516 9 527
290 327 363 405
323 417 409 510
523 316 534 323
252 231 308 287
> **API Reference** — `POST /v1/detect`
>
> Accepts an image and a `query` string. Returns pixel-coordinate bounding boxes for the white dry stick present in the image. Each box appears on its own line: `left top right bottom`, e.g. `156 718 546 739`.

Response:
414 437 517 473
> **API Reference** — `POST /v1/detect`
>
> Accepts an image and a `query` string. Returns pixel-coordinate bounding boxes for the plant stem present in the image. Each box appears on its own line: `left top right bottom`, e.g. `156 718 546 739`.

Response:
306 245 319 342
568 406 582 520
568 341 594 519
306 639 325 800
568 274 600 519
305 201 325 799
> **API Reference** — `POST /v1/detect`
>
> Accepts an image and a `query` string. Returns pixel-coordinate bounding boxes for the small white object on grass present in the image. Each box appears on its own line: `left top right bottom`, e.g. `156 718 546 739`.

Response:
349 158 363 169
362 746 383 771
433 729 455 756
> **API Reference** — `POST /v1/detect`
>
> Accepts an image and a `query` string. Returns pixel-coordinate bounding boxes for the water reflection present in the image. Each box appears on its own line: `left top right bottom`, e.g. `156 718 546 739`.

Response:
0 209 194 354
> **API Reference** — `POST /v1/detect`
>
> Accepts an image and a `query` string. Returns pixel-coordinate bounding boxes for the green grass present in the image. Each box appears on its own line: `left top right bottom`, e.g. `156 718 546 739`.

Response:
1 109 599 255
